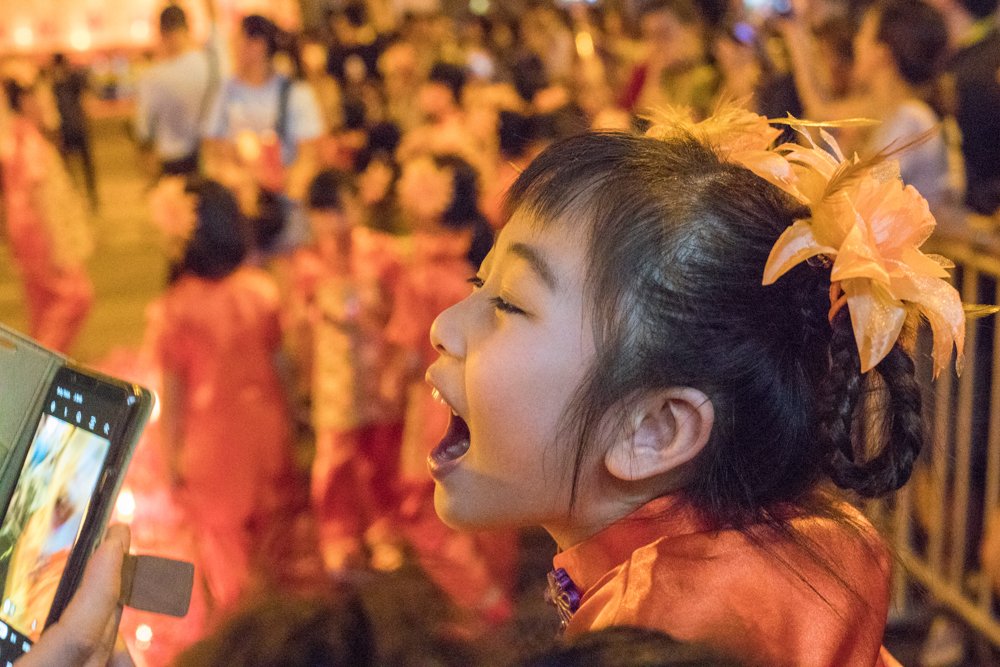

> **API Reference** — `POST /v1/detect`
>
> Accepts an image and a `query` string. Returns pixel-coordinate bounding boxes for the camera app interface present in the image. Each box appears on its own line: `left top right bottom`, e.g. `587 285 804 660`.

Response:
0 383 112 645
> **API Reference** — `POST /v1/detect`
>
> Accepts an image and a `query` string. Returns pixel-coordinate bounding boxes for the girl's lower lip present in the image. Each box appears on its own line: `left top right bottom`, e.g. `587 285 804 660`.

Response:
427 453 460 480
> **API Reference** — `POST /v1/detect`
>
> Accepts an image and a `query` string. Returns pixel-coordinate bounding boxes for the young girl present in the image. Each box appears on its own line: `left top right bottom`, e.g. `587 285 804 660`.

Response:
424 108 965 666
29 108 964 666
147 177 293 615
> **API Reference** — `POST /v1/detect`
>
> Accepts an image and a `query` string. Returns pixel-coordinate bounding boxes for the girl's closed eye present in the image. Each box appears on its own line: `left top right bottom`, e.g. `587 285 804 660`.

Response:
489 295 525 315
466 276 527 316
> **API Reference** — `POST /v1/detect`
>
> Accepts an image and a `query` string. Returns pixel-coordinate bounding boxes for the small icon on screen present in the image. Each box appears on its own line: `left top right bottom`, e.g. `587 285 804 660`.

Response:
50 401 56 412
89 416 97 429
104 423 110 435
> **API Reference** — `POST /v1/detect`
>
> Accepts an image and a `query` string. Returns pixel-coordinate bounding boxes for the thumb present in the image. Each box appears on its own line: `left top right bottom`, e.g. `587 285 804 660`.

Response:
19 525 130 667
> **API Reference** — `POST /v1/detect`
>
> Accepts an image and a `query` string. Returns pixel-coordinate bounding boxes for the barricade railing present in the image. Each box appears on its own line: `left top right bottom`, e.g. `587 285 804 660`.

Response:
874 215 1000 645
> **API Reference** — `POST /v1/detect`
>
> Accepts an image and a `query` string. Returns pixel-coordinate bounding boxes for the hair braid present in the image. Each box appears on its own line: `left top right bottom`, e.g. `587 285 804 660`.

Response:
820 312 924 497
871 344 924 492
817 311 864 488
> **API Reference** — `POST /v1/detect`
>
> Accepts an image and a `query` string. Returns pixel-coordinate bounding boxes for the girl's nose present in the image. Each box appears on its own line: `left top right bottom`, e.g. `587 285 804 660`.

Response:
430 301 466 359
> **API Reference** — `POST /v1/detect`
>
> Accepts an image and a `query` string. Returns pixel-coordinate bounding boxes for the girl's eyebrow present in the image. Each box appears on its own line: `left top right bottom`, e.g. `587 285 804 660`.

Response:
509 242 558 291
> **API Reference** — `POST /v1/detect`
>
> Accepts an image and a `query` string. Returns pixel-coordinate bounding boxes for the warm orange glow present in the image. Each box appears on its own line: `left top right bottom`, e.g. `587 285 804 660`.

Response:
0 0 302 53
69 25 92 51
135 623 153 651
130 19 151 43
13 24 34 49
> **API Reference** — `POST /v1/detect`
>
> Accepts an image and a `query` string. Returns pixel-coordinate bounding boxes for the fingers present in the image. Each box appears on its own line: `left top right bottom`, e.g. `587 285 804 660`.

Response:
19 525 130 667
81 608 121 667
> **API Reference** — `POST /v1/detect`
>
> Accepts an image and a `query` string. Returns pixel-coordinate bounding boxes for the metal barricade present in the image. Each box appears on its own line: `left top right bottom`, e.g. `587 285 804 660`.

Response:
878 219 1000 646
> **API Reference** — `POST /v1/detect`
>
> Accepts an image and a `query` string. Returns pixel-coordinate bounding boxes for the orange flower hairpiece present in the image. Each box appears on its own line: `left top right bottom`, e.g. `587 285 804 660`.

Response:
149 176 198 261
646 104 985 378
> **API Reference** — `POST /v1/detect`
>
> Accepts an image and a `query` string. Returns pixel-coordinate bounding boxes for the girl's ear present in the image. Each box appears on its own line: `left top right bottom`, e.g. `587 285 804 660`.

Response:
604 387 714 482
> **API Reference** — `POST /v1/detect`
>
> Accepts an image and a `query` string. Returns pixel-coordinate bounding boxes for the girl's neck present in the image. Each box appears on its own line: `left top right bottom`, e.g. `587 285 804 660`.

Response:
544 492 680 551
545 466 695 550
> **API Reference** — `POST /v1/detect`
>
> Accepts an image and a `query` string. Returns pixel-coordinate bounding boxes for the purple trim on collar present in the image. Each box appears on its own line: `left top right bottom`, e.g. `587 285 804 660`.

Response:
545 567 582 631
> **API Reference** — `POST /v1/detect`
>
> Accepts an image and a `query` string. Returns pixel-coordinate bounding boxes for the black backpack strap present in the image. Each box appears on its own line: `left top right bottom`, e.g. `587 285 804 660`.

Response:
275 76 293 146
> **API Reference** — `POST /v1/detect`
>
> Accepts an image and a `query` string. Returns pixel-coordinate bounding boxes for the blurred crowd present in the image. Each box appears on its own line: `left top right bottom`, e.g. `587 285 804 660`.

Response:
1 0 999 662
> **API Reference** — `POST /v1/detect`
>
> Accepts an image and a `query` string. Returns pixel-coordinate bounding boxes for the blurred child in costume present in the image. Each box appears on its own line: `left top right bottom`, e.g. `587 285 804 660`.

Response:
287 169 404 570
385 152 514 628
387 153 493 470
0 77 93 352
425 106 971 666
147 177 294 616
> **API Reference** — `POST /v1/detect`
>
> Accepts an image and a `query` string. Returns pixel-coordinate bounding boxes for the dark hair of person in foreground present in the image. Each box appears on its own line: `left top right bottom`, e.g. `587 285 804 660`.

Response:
172 565 481 667
520 626 744 667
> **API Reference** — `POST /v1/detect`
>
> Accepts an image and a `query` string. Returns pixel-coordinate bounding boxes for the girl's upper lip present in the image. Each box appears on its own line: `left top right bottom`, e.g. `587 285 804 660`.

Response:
425 368 461 415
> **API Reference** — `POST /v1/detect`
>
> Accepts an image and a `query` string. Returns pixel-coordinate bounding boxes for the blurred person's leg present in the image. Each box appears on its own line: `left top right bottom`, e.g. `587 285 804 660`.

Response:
32 269 92 352
191 517 252 616
311 427 368 570
63 135 99 211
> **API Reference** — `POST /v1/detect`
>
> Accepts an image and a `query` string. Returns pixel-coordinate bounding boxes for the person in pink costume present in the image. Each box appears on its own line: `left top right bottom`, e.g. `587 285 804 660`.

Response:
384 153 514 629
147 177 293 616
1 78 93 352
287 169 404 570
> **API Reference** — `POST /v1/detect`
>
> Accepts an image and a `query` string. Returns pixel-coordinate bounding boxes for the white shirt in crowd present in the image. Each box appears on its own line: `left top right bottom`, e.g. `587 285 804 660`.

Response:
134 38 224 163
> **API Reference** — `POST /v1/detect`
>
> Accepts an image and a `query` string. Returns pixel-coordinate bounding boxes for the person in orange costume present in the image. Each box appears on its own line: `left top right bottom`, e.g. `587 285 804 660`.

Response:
1 77 93 353
385 152 514 628
147 178 293 616
425 107 965 666
287 169 405 570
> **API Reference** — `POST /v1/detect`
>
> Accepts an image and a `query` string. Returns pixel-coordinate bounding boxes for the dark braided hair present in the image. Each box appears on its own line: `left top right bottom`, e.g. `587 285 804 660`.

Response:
820 312 924 497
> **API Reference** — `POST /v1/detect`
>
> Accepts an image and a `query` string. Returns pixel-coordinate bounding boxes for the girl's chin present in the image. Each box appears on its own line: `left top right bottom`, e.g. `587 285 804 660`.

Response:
432 484 533 533
432 483 481 530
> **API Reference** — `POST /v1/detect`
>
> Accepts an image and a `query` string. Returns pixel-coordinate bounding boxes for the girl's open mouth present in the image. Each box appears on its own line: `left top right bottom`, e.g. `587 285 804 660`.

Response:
428 411 471 476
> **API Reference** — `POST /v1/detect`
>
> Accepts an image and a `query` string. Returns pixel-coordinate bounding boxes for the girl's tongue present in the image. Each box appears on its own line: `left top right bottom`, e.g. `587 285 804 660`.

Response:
431 412 471 465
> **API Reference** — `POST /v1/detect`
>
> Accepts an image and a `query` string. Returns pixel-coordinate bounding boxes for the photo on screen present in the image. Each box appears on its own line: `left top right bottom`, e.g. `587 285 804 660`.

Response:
0 412 110 640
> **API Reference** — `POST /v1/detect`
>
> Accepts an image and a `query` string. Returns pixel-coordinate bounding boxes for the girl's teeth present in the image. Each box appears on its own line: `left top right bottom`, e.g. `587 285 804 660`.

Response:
431 388 445 405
